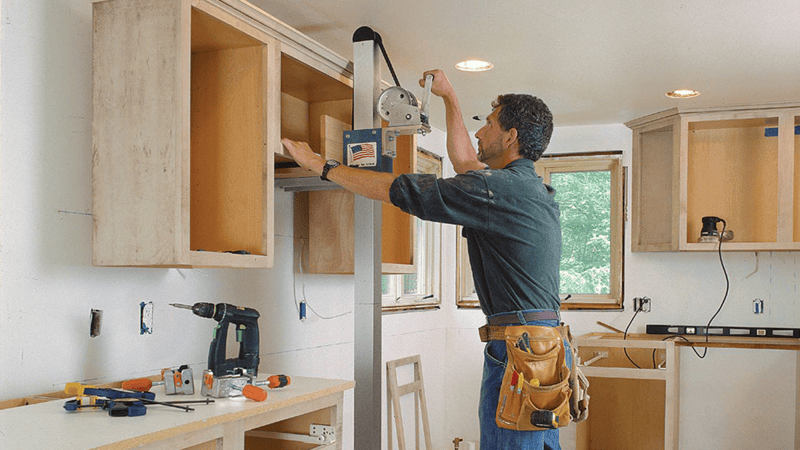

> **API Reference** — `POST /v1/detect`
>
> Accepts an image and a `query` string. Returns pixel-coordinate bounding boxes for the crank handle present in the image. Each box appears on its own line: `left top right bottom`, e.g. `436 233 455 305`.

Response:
420 73 433 123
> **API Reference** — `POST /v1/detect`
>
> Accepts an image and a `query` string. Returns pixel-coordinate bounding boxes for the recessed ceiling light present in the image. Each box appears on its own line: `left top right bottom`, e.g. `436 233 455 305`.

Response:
666 89 700 99
455 59 494 72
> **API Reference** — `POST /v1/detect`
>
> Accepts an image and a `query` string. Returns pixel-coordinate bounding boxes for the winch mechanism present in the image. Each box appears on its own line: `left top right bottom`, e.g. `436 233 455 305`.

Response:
343 27 432 171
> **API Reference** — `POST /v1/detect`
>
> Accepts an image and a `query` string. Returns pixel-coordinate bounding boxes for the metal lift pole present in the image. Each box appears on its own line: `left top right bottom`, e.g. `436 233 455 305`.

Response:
352 30 383 450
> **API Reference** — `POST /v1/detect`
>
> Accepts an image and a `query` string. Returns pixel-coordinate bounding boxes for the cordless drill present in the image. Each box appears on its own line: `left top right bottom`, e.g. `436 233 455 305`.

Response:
171 302 260 376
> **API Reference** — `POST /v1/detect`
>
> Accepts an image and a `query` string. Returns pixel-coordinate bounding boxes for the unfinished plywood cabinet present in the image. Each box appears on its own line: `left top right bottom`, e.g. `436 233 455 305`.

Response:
627 102 800 252
92 0 277 267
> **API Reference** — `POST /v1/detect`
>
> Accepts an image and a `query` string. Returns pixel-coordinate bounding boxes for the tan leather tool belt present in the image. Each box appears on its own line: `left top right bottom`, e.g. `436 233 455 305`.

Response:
480 324 589 430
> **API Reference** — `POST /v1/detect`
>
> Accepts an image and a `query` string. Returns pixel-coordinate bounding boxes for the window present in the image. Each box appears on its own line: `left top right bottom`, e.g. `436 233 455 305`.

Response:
382 148 443 312
456 153 625 310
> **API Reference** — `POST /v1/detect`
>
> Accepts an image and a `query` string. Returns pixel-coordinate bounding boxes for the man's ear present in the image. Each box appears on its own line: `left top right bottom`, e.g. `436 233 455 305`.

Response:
503 127 518 149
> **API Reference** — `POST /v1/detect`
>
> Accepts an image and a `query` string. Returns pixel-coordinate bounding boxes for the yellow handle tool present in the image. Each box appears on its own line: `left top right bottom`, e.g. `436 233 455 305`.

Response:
64 382 98 396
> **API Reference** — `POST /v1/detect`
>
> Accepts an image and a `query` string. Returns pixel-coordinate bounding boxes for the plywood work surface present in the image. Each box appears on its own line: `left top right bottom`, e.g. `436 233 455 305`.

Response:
0 376 353 450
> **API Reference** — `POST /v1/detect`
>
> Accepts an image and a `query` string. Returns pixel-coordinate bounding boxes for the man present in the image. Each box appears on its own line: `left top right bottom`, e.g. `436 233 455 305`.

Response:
282 69 563 449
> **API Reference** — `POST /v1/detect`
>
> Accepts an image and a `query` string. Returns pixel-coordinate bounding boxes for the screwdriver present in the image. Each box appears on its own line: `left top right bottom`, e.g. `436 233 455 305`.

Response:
122 377 163 392
122 367 174 392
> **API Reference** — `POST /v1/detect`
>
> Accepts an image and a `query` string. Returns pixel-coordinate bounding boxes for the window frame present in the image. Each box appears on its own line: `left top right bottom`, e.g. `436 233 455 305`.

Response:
455 153 626 310
382 147 443 312
537 153 625 310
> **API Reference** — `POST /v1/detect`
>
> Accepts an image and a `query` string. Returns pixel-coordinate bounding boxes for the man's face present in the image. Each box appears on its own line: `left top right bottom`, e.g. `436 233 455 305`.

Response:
475 107 508 164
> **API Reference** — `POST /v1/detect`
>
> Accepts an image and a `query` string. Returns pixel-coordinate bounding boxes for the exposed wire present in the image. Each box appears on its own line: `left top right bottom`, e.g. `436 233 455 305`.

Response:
744 251 759 279
696 219 731 358
623 309 642 369
651 220 731 365
293 238 352 320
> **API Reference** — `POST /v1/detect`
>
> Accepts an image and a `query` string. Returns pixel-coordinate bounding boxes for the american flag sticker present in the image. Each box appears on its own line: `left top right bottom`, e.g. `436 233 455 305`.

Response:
347 142 378 167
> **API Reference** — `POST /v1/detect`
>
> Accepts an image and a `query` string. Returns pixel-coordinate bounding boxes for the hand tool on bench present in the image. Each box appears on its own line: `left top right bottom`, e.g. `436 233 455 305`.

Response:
122 365 194 394
201 369 291 401
63 382 194 415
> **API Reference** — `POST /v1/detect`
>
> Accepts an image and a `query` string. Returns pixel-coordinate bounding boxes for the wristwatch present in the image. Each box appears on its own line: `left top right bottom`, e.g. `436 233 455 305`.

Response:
320 160 341 181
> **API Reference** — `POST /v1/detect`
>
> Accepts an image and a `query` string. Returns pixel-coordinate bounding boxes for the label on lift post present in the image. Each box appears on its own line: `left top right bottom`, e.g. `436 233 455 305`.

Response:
343 128 393 173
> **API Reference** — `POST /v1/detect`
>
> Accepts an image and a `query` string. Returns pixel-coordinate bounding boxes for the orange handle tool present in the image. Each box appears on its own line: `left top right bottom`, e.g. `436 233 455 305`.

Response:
242 384 267 402
121 378 153 392
266 374 291 389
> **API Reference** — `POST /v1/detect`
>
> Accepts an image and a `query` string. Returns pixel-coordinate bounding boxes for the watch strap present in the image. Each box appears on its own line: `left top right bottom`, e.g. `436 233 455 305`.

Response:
320 160 340 181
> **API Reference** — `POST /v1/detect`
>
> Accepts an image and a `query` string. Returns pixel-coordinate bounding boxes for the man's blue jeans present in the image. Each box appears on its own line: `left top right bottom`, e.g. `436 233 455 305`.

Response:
478 310 570 450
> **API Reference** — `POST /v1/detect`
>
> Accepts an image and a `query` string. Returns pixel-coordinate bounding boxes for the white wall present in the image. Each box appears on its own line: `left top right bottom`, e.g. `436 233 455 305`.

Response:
1 2 797 450
0 2 450 450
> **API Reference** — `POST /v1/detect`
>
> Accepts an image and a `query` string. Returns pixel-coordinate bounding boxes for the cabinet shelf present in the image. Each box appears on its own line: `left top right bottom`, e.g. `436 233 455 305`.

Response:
627 103 800 252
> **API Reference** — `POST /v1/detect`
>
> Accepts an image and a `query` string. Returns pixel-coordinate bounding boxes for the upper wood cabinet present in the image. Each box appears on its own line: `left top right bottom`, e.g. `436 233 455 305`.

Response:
92 0 277 267
93 0 417 270
627 102 800 252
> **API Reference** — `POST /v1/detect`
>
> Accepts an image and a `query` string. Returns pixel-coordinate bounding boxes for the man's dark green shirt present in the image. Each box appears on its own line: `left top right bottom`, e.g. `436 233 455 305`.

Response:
389 158 561 316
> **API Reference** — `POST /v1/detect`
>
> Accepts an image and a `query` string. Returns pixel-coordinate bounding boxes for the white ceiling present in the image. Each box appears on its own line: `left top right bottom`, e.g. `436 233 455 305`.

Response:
251 0 800 131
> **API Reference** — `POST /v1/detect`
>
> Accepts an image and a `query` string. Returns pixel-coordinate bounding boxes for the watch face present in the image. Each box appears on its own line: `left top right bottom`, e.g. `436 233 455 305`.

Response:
321 160 340 181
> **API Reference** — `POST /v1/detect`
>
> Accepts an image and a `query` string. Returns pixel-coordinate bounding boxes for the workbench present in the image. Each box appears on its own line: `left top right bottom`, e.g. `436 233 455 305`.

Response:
0 376 354 449
573 332 800 450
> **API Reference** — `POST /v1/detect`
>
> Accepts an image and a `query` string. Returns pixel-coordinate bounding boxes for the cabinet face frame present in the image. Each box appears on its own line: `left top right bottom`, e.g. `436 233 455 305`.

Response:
628 104 800 252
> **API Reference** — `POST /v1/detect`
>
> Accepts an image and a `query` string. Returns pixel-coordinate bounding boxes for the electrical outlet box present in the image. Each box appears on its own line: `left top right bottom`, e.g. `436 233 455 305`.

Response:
634 297 651 313
140 302 154 335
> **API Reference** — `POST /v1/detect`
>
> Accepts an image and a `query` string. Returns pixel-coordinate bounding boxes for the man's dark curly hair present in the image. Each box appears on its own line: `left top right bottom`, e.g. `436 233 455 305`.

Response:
492 94 553 161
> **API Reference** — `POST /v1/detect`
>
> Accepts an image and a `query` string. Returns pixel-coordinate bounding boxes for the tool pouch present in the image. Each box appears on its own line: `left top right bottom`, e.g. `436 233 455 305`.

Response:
489 324 588 431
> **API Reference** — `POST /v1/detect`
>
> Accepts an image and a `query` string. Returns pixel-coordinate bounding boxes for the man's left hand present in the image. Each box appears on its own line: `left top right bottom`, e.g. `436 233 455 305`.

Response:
282 138 324 175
